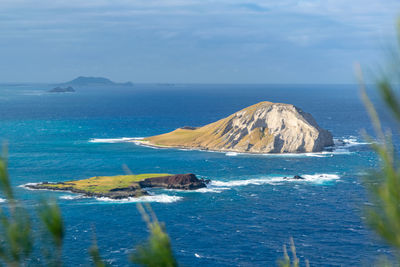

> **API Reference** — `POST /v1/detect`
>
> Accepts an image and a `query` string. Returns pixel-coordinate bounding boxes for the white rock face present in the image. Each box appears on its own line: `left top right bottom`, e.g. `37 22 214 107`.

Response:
220 102 334 153
145 101 334 153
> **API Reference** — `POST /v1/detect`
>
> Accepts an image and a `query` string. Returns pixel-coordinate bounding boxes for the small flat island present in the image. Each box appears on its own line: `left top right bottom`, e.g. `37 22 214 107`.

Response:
48 86 75 93
25 173 209 199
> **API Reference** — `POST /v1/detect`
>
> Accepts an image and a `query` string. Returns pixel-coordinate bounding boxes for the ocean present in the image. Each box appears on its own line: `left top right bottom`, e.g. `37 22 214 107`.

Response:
0 83 392 266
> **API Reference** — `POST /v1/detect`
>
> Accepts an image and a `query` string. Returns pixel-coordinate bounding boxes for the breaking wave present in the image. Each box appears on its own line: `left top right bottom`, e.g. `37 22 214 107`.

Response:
333 137 370 148
210 173 340 188
59 194 87 200
95 194 182 203
89 137 143 143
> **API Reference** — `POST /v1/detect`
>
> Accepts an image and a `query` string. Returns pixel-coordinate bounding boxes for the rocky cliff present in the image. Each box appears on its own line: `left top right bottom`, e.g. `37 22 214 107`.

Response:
143 101 334 153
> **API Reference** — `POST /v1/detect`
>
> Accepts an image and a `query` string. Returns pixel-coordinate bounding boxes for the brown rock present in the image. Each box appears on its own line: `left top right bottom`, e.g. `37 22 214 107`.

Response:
139 173 207 190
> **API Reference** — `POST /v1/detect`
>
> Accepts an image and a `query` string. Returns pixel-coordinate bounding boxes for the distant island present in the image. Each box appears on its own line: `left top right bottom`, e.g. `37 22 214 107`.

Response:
61 76 133 86
136 101 334 153
48 86 75 93
25 173 209 199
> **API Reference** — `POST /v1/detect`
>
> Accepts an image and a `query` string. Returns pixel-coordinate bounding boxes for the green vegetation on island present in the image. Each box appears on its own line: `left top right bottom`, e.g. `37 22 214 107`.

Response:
26 173 209 199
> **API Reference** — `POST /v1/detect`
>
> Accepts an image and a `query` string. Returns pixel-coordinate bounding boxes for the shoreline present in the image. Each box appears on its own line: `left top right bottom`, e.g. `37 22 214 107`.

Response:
132 139 344 155
23 182 147 199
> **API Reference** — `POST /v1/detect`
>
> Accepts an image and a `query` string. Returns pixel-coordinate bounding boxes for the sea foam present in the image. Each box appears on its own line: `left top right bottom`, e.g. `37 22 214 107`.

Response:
59 194 88 200
210 173 340 188
95 194 182 203
89 137 143 143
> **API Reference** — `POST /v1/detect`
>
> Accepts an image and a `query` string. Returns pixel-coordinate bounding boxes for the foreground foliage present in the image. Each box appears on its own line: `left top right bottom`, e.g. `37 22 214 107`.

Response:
0 152 177 266
355 18 400 265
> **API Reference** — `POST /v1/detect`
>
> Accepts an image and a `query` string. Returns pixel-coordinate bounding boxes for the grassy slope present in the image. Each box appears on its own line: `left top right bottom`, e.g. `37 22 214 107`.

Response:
144 101 274 151
40 174 171 194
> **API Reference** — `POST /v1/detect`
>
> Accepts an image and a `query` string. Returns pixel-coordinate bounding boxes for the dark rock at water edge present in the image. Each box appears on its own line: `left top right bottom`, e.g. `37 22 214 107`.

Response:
140 173 208 190
180 126 199 130
283 175 305 180
25 183 148 199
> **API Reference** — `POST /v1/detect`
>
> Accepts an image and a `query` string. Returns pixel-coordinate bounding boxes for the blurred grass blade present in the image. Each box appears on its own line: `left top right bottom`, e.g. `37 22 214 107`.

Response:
131 203 178 267
38 199 64 248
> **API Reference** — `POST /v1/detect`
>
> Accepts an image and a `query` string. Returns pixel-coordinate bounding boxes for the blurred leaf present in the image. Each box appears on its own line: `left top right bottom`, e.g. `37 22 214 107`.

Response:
131 203 178 267
38 199 64 248
278 238 303 267
89 237 109 267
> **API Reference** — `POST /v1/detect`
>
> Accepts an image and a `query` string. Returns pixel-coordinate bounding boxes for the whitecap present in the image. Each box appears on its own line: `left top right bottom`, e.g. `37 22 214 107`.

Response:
167 187 230 193
194 187 230 193
60 195 77 200
89 137 143 143
334 137 370 148
211 178 276 187
211 173 341 187
300 174 341 184
225 152 238 156
95 194 182 203
59 194 87 200
0 198 6 203
19 183 42 190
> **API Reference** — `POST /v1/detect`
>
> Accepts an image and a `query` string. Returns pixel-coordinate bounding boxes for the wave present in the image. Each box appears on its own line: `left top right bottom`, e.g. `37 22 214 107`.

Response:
165 173 341 194
89 137 143 143
257 136 369 158
59 194 88 200
168 187 231 193
259 151 349 158
19 183 42 190
114 134 369 158
210 173 340 187
334 137 370 148
95 194 182 203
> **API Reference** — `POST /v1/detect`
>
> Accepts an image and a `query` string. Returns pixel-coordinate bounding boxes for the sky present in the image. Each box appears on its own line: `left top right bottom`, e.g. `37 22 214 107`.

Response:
1 0 400 84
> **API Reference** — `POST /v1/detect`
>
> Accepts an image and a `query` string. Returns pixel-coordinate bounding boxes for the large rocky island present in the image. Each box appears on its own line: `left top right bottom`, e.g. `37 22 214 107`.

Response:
26 173 208 199
139 101 334 153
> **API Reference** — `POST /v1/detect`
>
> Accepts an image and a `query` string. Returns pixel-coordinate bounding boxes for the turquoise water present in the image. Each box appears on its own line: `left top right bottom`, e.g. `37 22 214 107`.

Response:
0 84 392 266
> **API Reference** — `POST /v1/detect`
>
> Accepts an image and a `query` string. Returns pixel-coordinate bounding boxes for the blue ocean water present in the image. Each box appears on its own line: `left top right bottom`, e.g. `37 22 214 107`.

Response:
0 83 394 266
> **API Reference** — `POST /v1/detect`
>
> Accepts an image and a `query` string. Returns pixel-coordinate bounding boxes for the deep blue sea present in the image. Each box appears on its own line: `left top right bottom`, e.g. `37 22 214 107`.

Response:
0 83 394 266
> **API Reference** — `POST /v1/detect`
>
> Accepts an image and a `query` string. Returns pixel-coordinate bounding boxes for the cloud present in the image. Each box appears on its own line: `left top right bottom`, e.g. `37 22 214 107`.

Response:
0 0 399 83
234 3 269 12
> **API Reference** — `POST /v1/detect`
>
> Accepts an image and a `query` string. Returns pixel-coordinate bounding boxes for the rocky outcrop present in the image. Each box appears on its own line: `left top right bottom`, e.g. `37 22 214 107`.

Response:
143 101 334 153
139 173 208 190
283 175 305 180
